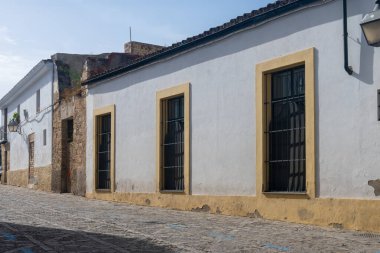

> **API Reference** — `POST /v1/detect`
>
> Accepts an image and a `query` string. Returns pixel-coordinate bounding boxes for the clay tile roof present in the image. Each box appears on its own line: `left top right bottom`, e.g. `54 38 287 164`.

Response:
82 0 321 85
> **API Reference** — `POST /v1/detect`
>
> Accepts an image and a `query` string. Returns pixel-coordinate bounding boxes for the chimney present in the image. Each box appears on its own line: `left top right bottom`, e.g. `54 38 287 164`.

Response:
124 41 165 56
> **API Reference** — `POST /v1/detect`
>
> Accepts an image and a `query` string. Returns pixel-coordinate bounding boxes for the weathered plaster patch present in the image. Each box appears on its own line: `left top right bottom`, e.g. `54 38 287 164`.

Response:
329 223 343 229
368 179 380 196
247 209 262 218
86 192 380 233
7 166 53 191
191 204 210 213
298 208 314 221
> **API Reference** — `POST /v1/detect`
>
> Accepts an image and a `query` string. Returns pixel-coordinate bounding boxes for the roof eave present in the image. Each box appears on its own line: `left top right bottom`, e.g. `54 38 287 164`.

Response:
82 0 321 86
0 60 53 109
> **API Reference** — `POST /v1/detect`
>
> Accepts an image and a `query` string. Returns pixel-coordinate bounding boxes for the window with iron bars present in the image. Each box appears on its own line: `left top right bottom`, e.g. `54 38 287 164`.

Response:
265 66 306 192
161 95 184 191
96 114 111 190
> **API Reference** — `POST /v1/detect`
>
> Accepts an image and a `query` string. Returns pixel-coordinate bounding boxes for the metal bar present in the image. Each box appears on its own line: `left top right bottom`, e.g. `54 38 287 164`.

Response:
163 166 184 169
265 127 305 134
268 95 305 104
98 132 111 136
162 142 184 146
164 117 184 123
265 159 306 163
98 151 110 154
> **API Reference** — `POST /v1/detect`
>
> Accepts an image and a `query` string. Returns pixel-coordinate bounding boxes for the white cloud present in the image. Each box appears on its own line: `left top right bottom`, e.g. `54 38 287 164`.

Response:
0 53 35 98
0 26 16 45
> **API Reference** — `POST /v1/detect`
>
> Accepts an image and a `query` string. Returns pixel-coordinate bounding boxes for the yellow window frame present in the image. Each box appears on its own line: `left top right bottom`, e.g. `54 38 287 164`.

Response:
93 105 115 193
156 83 190 195
256 48 316 198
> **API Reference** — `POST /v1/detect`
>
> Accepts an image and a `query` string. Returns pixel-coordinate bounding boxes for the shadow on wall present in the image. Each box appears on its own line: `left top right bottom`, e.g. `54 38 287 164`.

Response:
345 0 375 85
6 107 53 145
0 222 176 252
352 24 374 85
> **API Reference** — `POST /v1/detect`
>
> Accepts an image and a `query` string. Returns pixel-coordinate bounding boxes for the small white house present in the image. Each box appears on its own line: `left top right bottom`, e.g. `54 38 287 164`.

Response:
0 54 92 193
82 0 380 232
0 60 54 190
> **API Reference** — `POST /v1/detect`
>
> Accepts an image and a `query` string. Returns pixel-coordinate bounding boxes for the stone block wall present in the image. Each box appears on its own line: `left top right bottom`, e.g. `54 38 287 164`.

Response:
52 88 86 196
7 169 28 188
72 91 86 195
7 166 53 191
124 41 164 56
31 166 53 191
52 92 63 192
1 143 9 184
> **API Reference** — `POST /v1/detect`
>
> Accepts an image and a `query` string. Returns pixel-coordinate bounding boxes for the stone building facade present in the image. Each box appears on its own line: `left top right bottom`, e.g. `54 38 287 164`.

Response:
51 54 91 195
51 42 164 195
124 41 165 56
0 60 54 191
0 42 164 196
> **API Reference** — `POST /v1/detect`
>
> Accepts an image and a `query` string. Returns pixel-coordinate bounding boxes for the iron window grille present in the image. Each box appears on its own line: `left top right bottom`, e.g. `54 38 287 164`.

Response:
96 114 111 190
265 66 306 192
161 95 184 191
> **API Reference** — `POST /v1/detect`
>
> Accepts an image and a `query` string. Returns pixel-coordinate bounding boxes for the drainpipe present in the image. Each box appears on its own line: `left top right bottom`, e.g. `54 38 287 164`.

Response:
51 60 55 182
343 0 353 75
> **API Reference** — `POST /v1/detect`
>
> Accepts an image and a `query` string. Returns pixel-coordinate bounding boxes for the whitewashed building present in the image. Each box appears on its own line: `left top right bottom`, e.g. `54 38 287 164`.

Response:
0 60 54 190
0 45 167 193
0 54 92 193
82 0 380 232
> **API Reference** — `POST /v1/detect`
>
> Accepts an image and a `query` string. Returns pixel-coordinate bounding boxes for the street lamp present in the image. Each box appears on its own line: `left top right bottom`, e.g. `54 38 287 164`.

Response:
361 0 380 47
7 119 20 133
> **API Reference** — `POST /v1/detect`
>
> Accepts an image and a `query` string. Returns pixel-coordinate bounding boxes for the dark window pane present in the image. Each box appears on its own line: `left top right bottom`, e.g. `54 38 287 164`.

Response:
98 170 110 190
267 67 306 192
67 119 73 143
96 114 111 190
36 90 40 113
162 96 184 191
272 71 292 100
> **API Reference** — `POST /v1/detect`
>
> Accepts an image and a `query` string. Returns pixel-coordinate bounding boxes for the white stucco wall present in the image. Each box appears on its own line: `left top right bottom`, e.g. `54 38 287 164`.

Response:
6 63 53 171
86 0 380 198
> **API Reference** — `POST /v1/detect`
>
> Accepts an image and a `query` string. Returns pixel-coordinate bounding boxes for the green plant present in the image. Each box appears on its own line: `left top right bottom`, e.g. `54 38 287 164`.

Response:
12 112 20 122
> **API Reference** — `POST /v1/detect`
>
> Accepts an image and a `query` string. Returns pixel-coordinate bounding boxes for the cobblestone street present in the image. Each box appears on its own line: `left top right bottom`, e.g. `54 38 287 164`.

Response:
0 185 379 252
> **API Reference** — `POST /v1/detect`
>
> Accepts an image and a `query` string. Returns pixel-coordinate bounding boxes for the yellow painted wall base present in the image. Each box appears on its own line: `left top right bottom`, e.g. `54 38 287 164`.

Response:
7 166 53 191
86 192 380 233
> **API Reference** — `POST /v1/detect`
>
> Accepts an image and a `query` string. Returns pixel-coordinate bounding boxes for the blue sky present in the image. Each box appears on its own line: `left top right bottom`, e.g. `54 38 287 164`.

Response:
0 0 273 98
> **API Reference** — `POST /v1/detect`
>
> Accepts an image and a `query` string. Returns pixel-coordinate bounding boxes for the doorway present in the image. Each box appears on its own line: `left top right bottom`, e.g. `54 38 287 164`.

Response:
61 118 73 193
28 133 35 183
3 149 8 184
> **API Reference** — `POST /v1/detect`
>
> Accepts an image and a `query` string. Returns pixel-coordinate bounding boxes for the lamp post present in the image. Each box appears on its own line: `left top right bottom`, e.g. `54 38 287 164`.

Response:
361 0 380 47
7 118 19 133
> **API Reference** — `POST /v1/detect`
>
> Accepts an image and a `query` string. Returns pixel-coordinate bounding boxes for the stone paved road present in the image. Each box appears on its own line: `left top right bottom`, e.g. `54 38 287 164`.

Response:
0 185 380 253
